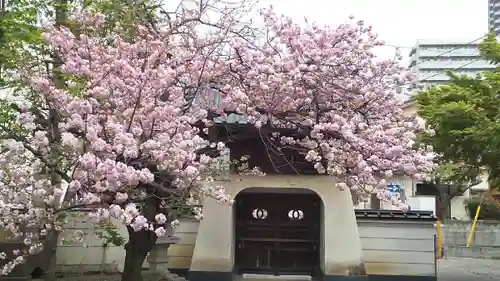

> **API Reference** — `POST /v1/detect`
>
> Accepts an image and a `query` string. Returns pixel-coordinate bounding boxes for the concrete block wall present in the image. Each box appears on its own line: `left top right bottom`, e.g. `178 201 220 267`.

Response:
442 220 500 259
56 215 199 273
56 215 127 273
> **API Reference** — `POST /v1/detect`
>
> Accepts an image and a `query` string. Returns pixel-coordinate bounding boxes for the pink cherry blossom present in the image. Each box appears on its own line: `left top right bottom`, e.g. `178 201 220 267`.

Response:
214 7 434 205
154 227 166 237
155 214 167 225
0 3 435 277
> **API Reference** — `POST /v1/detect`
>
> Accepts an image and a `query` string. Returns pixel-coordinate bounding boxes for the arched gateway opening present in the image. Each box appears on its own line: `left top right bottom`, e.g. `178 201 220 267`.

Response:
234 188 322 276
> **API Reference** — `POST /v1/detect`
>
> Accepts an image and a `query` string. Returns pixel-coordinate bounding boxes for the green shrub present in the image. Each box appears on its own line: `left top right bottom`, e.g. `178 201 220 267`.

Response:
465 198 500 220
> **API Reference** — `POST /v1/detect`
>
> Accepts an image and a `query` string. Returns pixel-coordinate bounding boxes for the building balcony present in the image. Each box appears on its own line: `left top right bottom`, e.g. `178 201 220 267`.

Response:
418 70 485 82
417 60 494 70
417 49 481 57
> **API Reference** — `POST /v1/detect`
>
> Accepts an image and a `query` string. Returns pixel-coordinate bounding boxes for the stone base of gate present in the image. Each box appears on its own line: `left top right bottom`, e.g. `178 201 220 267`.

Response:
187 270 234 281
188 175 367 281
320 261 369 281
366 276 436 281
241 273 312 281
322 276 368 281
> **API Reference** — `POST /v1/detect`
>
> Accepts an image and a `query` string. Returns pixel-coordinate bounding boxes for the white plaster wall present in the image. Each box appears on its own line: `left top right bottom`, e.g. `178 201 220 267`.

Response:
189 175 364 275
470 172 490 191
449 172 489 220
407 196 436 215
450 196 469 220
353 175 416 210
383 175 416 210
388 175 417 199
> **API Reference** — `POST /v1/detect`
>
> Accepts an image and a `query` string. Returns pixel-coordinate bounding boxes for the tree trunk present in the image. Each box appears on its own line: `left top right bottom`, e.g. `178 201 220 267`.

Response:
437 185 452 220
440 197 451 220
43 230 59 281
121 227 157 281
121 197 161 281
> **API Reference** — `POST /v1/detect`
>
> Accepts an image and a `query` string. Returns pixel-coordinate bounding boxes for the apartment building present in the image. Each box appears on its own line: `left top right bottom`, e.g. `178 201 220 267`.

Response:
408 39 494 91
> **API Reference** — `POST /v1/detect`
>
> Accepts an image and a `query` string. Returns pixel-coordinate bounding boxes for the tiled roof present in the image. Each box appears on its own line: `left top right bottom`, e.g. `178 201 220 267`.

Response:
355 209 436 221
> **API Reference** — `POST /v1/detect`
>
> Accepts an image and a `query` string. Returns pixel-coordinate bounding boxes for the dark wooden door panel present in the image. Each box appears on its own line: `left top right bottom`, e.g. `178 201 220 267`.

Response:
234 192 320 276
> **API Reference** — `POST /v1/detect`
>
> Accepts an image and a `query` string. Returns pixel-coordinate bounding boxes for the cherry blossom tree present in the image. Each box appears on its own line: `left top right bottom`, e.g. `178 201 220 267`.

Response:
0 1 257 280
211 7 435 206
0 2 434 281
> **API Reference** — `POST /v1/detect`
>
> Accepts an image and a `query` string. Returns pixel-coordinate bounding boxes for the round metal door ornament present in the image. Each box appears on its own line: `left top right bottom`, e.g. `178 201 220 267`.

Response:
252 208 268 219
288 209 304 220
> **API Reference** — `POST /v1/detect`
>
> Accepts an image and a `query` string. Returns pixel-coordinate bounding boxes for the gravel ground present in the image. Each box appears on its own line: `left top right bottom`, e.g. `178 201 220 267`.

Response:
438 257 500 280
34 270 169 281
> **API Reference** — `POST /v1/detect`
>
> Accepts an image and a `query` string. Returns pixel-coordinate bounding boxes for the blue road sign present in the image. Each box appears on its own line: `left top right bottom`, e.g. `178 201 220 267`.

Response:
387 184 401 193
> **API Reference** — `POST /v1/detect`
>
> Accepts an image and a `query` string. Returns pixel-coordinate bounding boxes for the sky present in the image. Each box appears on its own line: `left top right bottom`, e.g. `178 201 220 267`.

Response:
1 0 489 99
254 0 488 61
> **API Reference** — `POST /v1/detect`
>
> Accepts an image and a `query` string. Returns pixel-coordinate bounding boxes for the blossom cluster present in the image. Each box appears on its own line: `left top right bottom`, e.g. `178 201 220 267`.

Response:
216 7 434 208
0 8 233 273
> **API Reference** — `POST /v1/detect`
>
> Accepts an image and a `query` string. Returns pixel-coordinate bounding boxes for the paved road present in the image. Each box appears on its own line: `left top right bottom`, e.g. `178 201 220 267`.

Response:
438 257 500 280
31 258 499 281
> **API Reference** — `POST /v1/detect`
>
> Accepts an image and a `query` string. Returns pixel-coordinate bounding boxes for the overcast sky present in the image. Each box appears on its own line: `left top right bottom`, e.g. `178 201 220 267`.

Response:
255 0 488 61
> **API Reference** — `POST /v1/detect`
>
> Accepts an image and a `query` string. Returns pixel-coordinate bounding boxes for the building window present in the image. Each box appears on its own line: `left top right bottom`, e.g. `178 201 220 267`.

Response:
415 183 439 196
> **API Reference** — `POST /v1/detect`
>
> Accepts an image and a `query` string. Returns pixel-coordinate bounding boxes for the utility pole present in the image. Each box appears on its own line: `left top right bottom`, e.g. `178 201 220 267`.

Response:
0 0 5 80
0 0 5 16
